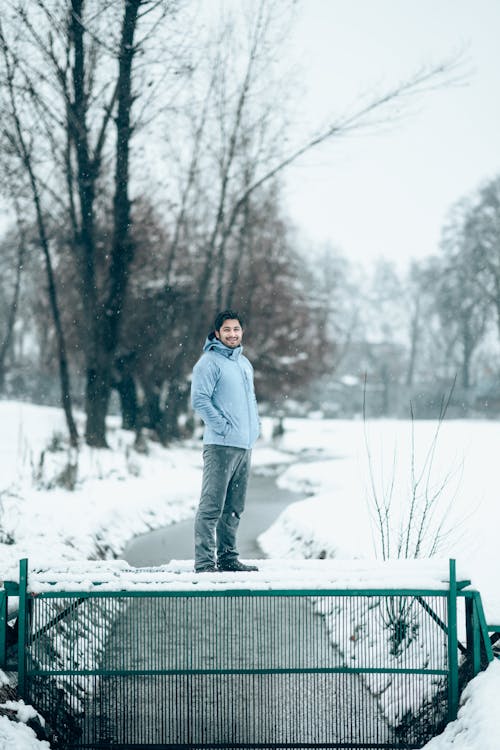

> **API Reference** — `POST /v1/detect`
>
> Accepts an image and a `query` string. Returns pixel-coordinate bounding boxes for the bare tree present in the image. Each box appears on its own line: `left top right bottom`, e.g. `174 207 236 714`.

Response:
404 262 430 388
466 176 500 341
363 377 461 560
0 205 25 393
437 199 490 391
0 0 181 446
150 0 464 435
0 21 79 445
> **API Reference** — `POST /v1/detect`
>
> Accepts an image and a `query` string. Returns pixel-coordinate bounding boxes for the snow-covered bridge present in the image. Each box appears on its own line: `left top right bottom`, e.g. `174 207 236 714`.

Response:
3 557 496 749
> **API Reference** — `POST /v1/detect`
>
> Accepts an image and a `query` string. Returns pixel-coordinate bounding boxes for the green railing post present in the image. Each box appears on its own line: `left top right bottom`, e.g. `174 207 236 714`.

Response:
0 588 7 669
465 596 481 678
473 591 494 663
17 558 28 699
447 558 459 722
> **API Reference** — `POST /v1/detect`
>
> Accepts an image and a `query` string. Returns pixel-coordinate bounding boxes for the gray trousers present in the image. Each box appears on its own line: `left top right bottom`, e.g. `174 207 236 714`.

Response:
194 445 251 571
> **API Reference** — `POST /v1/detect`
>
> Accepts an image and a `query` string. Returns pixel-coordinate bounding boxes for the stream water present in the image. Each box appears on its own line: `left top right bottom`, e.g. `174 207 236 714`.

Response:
123 468 300 566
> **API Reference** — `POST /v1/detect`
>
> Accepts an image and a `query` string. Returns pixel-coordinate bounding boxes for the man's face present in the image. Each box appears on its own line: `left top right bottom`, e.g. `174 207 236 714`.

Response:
215 319 243 349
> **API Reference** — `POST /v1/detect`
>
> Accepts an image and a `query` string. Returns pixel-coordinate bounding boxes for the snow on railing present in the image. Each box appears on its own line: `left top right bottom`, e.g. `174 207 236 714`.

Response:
22 557 472 594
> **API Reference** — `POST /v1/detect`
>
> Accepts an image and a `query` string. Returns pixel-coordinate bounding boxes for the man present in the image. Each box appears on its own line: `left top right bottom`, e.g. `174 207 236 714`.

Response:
191 310 260 573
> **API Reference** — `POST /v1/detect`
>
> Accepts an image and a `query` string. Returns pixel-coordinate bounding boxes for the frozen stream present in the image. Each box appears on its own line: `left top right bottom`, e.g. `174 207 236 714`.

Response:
122 469 301 566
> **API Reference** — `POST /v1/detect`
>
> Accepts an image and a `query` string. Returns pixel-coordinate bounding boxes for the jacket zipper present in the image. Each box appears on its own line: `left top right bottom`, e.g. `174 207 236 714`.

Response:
238 361 253 449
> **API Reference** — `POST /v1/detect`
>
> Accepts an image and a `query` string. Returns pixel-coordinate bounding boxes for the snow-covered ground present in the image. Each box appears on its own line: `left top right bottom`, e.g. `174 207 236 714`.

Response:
260 417 500 624
0 714 49 750
0 402 499 749
422 659 500 750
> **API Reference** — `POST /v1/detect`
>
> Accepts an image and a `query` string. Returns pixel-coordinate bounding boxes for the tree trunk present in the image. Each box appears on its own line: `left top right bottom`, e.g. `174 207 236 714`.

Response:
461 327 472 390
145 386 162 433
0 221 24 393
405 297 420 387
495 278 500 343
69 0 141 445
159 380 189 444
106 0 140 350
115 374 138 431
85 365 111 447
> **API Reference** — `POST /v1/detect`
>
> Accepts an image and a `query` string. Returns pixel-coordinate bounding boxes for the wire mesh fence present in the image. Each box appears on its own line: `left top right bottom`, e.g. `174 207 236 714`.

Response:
23 590 455 749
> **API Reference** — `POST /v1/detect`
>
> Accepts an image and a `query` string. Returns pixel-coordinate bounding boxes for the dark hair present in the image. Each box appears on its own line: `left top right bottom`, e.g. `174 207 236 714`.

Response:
213 309 244 331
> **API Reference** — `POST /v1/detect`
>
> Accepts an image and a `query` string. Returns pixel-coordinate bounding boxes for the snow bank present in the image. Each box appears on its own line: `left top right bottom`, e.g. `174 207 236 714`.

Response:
261 418 500 625
422 660 500 750
0 715 49 749
0 402 205 580
0 701 42 726
0 694 48 750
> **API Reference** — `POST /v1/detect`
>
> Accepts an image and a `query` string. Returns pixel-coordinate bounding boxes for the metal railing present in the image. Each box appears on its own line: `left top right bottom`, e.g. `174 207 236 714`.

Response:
2 558 495 749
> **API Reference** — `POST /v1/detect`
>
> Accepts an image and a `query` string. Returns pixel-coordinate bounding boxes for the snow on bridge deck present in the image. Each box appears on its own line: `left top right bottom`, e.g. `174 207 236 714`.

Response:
25 557 471 594
19 557 500 629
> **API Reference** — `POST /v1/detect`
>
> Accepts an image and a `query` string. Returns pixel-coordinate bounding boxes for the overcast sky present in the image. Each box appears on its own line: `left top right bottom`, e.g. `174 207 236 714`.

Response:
281 0 500 270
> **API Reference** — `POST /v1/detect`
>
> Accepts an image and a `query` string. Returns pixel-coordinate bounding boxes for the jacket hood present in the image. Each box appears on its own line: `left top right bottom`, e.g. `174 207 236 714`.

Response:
192 334 259 450
203 333 243 359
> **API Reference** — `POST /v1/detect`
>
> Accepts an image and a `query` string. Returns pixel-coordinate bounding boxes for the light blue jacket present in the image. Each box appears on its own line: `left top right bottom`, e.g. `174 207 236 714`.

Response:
191 336 260 449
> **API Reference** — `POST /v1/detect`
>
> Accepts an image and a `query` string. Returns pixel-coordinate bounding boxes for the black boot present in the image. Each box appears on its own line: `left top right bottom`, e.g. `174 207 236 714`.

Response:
217 559 259 572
